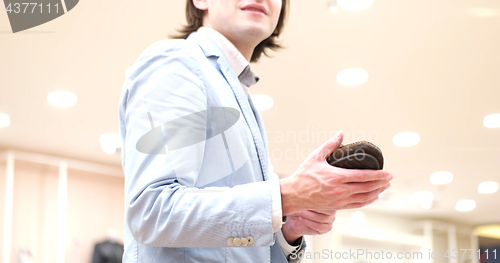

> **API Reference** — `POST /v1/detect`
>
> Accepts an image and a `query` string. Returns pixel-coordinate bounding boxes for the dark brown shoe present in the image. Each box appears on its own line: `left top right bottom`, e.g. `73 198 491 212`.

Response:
327 141 384 170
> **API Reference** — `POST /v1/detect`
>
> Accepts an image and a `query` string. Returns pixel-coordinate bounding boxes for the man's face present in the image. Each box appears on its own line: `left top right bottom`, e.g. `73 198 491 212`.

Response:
200 0 282 45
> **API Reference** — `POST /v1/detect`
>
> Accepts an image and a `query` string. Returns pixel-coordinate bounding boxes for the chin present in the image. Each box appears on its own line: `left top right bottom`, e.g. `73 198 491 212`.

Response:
241 23 272 38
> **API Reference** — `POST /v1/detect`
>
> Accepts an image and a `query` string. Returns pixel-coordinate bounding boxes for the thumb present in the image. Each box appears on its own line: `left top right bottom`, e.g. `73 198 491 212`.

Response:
312 130 344 161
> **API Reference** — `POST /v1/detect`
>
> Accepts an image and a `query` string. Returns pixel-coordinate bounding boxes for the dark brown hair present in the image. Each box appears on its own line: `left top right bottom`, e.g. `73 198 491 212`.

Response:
171 0 289 62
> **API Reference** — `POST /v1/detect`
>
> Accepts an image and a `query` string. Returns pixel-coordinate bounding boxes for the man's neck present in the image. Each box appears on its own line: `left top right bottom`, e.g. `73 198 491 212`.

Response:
225 37 255 62
200 24 256 62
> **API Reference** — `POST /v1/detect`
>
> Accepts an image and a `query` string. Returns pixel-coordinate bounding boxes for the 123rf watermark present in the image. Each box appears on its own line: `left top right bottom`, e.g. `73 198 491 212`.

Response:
290 248 497 261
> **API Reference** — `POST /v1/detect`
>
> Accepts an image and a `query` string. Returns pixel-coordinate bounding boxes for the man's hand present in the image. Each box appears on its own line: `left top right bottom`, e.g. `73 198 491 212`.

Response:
280 130 393 215
281 210 337 244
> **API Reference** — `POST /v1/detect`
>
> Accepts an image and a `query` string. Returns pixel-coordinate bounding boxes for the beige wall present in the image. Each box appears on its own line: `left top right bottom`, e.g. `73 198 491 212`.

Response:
66 168 124 263
11 160 59 263
1 156 124 263
0 162 5 261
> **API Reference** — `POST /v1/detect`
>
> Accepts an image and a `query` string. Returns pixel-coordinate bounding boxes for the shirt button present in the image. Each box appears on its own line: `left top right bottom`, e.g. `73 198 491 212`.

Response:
233 238 242 247
246 236 254 245
227 238 234 246
240 237 248 247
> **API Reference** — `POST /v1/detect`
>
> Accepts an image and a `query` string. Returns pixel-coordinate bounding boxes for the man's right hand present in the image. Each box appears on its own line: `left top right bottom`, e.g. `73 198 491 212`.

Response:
280 130 393 216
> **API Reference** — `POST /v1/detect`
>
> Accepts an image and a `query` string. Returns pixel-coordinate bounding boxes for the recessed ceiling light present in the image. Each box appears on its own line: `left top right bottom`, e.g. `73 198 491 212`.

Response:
0 113 11 127
251 94 274 111
336 69 369 85
101 146 116 155
328 2 340 14
484 114 500 128
422 201 433 210
468 8 499 17
430 172 453 185
337 0 374 10
456 199 476 212
47 91 77 107
99 134 122 154
393 132 420 147
478 181 499 194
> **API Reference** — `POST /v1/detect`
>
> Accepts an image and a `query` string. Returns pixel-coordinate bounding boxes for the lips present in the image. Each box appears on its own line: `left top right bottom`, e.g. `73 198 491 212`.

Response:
241 4 267 15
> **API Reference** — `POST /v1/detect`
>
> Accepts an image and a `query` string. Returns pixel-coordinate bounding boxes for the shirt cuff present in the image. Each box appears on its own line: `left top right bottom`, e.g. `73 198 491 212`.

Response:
270 172 283 233
276 229 302 258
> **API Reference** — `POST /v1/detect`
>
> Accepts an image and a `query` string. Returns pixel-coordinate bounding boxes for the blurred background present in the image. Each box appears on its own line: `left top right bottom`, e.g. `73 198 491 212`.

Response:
1 0 499 262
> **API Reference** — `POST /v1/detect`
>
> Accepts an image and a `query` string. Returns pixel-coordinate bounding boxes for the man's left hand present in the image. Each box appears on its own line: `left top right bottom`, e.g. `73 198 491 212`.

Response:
281 210 337 244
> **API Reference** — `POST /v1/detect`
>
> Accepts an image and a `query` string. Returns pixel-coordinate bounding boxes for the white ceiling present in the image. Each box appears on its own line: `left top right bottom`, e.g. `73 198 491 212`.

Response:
1 0 499 227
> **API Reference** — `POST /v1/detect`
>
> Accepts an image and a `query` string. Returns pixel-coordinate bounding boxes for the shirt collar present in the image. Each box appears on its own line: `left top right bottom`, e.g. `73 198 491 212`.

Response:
197 27 259 87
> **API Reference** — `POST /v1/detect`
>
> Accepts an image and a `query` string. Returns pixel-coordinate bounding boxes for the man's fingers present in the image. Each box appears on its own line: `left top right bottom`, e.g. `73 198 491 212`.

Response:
346 179 390 194
310 130 344 161
300 216 333 234
310 209 337 216
348 184 389 203
342 197 379 209
339 169 393 183
298 210 336 223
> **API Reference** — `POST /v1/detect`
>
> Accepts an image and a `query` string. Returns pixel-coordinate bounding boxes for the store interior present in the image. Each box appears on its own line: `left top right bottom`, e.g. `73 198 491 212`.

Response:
1 0 500 262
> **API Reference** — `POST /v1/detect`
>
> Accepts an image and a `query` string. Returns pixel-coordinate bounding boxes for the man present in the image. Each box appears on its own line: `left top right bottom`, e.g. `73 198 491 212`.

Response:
118 0 393 262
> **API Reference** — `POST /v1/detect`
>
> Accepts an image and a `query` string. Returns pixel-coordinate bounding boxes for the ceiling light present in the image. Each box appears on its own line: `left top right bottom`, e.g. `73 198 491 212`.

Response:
455 200 476 212
336 69 369 85
251 94 274 111
422 201 433 210
430 172 453 185
101 146 116 155
468 8 499 17
478 181 499 194
484 114 500 128
337 0 374 10
99 134 122 154
328 2 340 14
393 132 420 146
47 91 77 107
0 113 11 127
412 191 434 204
